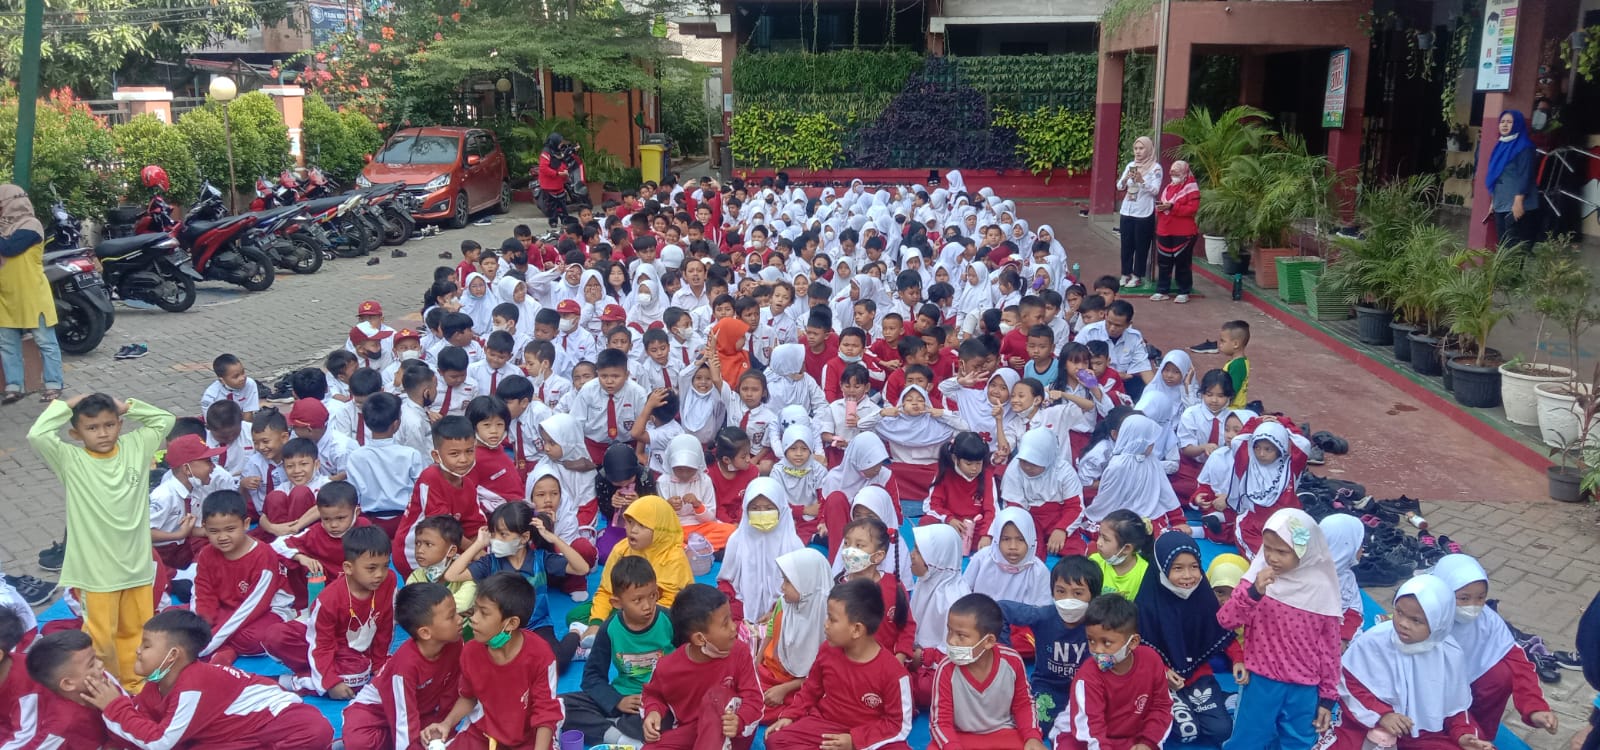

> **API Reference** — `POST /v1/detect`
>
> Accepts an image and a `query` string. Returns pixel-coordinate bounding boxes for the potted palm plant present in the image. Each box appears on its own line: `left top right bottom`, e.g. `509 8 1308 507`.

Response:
1436 247 1523 407
1507 239 1594 425
1165 106 1274 270
1384 223 1453 365
1552 365 1600 501
1196 136 1335 288
1324 177 1443 346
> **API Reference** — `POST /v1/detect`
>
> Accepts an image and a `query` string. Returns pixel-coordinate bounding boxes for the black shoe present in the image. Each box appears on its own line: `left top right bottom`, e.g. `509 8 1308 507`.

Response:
1353 557 1402 587
1190 340 1220 354
1532 654 1561 684
4 574 57 607
37 540 64 572
391 249 407 258
366 257 381 266
1312 431 1350 455
438 251 453 259
1202 513 1225 536
1551 650 1582 670
115 343 149 360
1306 444 1327 466
1377 495 1421 514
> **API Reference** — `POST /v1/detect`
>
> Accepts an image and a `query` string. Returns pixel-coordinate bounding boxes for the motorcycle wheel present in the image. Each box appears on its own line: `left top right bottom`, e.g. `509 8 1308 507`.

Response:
290 233 332 268
380 206 411 245
236 246 276 291
358 213 384 254
281 237 323 274
332 217 369 258
152 273 198 313
55 293 107 354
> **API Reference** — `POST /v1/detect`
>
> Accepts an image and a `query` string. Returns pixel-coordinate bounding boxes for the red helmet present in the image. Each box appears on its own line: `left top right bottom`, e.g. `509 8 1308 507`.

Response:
140 165 169 192
279 170 298 189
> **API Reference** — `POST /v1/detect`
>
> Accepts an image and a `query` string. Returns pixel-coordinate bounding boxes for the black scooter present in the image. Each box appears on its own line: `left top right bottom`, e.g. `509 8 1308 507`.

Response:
52 199 204 313
42 199 115 354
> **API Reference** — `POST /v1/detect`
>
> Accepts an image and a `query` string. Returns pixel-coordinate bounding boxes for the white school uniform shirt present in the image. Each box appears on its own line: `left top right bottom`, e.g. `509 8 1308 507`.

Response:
567 379 650 444
667 331 706 371
379 360 408 396
634 357 678 393
346 437 427 515
325 373 351 402
1177 402 1231 465
554 328 599 374
1074 320 1153 378
239 453 287 513
723 397 779 456
206 423 255 476
813 397 882 446
149 468 239 545
671 286 710 312
467 359 519 398
429 337 487 365
433 378 478 418
397 398 435 458
327 399 361 443
1047 316 1072 348
1007 402 1088 464
644 420 686 475
316 429 357 478
528 372 572 411
506 402 553 470
200 377 261 414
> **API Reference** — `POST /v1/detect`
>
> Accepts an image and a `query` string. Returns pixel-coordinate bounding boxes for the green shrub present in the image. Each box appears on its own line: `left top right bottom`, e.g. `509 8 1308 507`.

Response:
176 91 290 191
952 55 1098 111
302 94 383 181
112 114 200 205
730 106 842 170
732 50 922 96
993 106 1095 177
660 67 714 157
0 86 118 221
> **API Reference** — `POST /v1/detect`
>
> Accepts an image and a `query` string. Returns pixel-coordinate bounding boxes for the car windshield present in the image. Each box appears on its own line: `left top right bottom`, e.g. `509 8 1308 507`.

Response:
375 135 459 165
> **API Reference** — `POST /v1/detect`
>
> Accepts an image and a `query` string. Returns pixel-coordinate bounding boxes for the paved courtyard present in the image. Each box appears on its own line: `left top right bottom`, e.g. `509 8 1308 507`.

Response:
0 198 1595 748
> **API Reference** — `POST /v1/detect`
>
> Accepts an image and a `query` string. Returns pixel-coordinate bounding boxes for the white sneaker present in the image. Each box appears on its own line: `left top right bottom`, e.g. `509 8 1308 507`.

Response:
1150 293 1170 301
569 590 589 603
1119 275 1132 286
1129 275 1141 287
1175 294 1190 303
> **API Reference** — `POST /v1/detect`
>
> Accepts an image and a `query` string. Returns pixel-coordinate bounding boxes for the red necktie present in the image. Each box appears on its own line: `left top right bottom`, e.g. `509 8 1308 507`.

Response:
356 416 366 446
538 383 546 402
740 409 750 431
227 392 235 402
606 395 619 440
1207 416 1219 444
265 468 276 496
491 371 500 394
682 346 689 365
662 366 671 390
441 386 453 415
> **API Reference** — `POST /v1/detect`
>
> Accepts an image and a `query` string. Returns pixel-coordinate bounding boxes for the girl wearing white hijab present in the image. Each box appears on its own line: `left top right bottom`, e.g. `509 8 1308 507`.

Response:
1192 408 1254 544
907 523 971 707
1336 575 1494 750
1227 417 1313 556
658 433 734 550
677 359 725 447
945 170 968 195
458 271 498 335
829 485 915 585
770 424 829 543
1087 414 1184 533
629 264 666 322
1319 513 1366 641
1431 554 1558 738
873 384 965 501
818 433 896 559
961 506 1051 607
529 413 596 540
718 476 802 629
758 548 833 719
1000 428 1086 556
764 343 827 416
1218 508 1344 750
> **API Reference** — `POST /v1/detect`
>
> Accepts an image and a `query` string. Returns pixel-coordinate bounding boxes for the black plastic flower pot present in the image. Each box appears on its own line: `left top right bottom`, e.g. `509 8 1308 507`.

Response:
1408 332 1443 376
1447 356 1502 408
1389 322 1418 362
1548 466 1586 503
1355 306 1393 345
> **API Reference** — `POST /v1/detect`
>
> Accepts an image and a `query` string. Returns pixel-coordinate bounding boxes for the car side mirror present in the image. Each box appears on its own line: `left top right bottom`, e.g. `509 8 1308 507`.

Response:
467 154 482 167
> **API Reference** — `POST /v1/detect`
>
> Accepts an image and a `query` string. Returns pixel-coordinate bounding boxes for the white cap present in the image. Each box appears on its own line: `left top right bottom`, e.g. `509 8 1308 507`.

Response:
661 244 684 270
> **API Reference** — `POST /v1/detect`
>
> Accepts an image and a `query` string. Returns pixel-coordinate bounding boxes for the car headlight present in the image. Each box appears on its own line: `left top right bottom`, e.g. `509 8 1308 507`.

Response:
355 174 372 188
422 173 451 191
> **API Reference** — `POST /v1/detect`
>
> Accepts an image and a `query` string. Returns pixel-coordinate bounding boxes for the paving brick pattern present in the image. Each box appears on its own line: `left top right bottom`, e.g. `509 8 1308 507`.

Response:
1 202 1595 749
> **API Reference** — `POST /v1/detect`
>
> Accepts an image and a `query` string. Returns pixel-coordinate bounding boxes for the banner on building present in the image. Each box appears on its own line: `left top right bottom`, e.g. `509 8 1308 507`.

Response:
1322 48 1350 128
1475 0 1519 92
309 2 360 46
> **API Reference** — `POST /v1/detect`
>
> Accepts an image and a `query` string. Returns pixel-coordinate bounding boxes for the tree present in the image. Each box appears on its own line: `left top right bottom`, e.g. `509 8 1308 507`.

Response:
0 0 294 93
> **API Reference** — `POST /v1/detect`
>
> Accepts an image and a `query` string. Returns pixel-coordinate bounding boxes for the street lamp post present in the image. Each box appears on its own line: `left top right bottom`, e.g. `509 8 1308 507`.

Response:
209 76 239 212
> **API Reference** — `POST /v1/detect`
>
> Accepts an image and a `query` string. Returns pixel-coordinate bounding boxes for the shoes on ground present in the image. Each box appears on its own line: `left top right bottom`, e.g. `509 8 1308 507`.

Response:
1312 430 1350 455
1190 340 1220 354
114 343 150 360
38 540 65 572
1175 294 1190 303
4 574 57 607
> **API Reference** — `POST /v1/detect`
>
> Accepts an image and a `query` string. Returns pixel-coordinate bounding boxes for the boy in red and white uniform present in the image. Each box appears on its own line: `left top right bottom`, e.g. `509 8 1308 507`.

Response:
640 584 763 749
83 609 333 749
283 526 395 699
930 594 1046 750
392 416 485 578
340 582 464 750
1049 594 1172 750
192 490 311 672
5 626 119 750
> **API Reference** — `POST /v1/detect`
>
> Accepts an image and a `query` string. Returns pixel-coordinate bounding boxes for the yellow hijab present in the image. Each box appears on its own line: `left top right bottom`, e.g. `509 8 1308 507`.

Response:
590 495 694 623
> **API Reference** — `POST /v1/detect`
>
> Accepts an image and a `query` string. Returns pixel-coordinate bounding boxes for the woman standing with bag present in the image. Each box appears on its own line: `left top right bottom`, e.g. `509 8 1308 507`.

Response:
1152 160 1200 303
1116 136 1163 289
0 184 64 404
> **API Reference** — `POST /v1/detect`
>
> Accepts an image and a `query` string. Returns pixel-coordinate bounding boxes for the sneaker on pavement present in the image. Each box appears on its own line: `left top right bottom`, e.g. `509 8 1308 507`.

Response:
1190 340 1220 354
1551 650 1582 670
366 257 381 266
472 217 494 226
1149 293 1170 301
38 540 65 572
4 574 57 607
121 343 149 359
391 249 407 258
1174 294 1190 303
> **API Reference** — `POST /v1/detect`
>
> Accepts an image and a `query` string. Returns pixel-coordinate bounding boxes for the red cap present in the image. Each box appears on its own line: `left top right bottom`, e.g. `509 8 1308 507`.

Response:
394 328 422 342
648 320 666 330
289 398 330 429
349 321 394 345
165 434 226 468
356 300 384 317
600 304 627 321
556 299 581 315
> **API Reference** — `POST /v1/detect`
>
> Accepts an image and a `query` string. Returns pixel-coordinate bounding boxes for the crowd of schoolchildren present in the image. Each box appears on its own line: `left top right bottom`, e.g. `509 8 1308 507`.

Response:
0 169 1565 750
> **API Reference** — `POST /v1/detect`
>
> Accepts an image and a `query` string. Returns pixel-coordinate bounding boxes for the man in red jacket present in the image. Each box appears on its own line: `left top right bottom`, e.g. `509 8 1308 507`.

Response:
536 133 572 228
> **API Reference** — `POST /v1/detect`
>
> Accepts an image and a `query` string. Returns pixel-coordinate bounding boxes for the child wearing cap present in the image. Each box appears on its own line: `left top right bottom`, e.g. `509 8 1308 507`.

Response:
149 433 236 574
290 397 355 482
553 298 599 374
380 328 426 396
347 324 394 372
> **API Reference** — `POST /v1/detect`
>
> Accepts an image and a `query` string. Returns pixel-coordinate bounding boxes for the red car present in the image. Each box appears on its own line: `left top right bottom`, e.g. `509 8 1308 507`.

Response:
359 126 510 228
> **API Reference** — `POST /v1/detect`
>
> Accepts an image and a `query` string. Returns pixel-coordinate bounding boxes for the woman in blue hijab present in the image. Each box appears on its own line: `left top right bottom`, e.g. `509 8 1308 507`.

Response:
1484 110 1540 251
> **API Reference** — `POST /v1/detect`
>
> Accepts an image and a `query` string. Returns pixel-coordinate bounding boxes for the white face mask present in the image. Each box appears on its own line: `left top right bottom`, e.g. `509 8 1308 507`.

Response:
945 636 991 666
492 323 507 332
1455 605 1484 623
672 327 690 341
636 291 654 306
1103 548 1129 567
559 317 578 333
840 546 875 574
999 322 1015 335
1393 632 1436 655
1055 597 1089 624
489 538 522 558
422 561 448 582
1159 574 1199 600
398 349 422 361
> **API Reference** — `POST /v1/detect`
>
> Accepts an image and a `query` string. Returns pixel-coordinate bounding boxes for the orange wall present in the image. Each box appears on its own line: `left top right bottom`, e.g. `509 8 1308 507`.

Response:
546 86 658 169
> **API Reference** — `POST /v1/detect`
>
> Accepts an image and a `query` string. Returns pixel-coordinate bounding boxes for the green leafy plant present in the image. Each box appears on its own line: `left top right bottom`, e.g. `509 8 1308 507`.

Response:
1389 222 1457 330
1194 134 1335 250
951 55 1098 112
1100 0 1160 39
1161 105 1274 188
1322 175 1442 312
0 85 118 221
992 106 1094 178
660 64 715 157
730 106 843 170
1438 247 1525 366
1560 26 1600 83
301 94 384 182
497 115 602 179
174 91 291 192
112 114 199 206
1523 235 1600 374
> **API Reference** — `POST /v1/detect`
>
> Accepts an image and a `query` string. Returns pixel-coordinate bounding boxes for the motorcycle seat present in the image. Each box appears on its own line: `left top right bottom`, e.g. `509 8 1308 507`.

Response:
297 195 350 212
104 205 145 225
178 216 249 244
94 233 170 259
247 206 301 221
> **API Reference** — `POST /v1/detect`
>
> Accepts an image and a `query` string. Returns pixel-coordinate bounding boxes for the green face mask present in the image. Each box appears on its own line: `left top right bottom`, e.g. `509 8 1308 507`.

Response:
487 628 513 649
146 648 179 682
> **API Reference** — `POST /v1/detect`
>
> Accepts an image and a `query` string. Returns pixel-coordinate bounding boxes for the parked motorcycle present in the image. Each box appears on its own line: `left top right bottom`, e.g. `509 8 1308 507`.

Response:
279 167 409 249
147 180 276 292
41 197 115 353
189 190 323 275
48 192 202 314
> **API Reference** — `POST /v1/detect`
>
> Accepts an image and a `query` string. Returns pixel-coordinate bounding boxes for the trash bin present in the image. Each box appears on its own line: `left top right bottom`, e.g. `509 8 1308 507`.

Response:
639 143 667 184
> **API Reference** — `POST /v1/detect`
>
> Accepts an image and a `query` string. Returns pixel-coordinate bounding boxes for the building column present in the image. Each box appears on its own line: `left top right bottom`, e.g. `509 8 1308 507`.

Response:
261 85 306 168
1468 0 1578 249
1090 52 1126 215
112 86 174 123
1237 54 1266 109
1158 38 1194 160
719 0 737 147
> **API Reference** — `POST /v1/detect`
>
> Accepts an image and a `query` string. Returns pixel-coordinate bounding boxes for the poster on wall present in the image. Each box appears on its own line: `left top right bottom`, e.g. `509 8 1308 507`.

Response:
1322 48 1350 128
1475 0 1519 91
